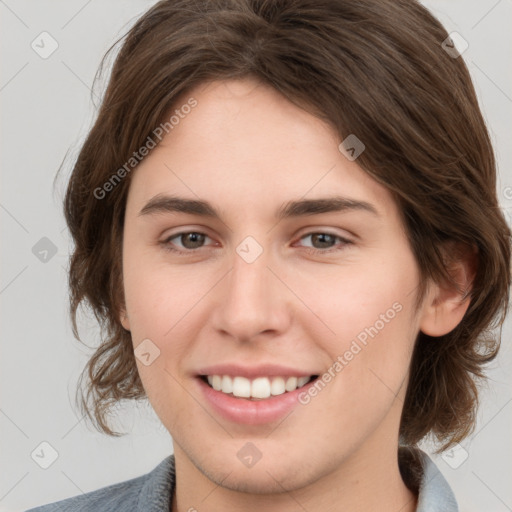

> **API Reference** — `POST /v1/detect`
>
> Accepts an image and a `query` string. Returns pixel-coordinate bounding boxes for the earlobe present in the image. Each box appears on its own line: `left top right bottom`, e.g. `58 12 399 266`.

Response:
419 243 477 337
120 309 131 331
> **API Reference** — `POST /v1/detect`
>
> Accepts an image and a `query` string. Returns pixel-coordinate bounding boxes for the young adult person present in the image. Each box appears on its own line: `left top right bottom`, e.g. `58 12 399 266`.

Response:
27 1 511 510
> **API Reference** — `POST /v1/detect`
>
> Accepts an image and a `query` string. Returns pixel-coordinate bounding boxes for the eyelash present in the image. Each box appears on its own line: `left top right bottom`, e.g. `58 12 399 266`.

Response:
160 231 353 255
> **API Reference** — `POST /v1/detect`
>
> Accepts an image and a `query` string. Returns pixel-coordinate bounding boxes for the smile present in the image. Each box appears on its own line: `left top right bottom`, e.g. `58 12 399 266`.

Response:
203 375 317 400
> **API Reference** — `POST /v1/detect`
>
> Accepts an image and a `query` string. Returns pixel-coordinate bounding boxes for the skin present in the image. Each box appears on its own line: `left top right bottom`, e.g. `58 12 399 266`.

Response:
119 78 472 512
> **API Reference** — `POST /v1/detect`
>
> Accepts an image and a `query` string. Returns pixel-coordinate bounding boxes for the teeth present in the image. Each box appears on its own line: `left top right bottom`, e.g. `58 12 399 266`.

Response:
251 377 271 399
270 377 285 396
232 376 251 398
212 375 222 391
205 374 313 399
297 376 310 387
285 376 298 392
221 375 233 394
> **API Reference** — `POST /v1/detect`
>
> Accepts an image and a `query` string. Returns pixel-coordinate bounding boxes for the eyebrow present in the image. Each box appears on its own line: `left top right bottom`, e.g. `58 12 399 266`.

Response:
138 194 379 220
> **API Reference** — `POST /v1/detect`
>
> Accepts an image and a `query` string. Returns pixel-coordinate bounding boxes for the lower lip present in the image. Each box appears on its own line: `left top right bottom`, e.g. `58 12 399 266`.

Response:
196 377 317 425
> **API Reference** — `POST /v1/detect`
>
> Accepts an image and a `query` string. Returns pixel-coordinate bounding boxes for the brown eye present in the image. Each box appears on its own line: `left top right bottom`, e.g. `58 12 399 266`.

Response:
179 232 206 249
163 231 212 252
297 232 353 254
309 233 337 249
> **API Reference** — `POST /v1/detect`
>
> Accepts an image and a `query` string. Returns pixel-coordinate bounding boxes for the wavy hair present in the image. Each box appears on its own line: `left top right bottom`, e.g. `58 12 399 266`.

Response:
63 0 511 452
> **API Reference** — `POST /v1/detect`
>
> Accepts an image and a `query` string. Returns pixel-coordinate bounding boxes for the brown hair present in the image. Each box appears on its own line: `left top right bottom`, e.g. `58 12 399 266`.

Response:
64 0 511 452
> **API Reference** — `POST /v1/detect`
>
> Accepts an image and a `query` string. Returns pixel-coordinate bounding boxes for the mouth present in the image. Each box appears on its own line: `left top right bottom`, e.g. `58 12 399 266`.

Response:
199 374 319 401
195 368 322 425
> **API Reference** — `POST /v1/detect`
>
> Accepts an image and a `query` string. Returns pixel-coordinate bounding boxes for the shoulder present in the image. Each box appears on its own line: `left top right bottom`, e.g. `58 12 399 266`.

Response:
25 455 175 512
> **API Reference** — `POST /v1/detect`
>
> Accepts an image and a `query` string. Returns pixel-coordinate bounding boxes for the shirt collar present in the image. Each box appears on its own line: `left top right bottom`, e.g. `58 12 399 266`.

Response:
399 445 459 511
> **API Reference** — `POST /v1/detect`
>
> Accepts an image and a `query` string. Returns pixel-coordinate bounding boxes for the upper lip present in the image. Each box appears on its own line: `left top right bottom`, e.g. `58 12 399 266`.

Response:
196 363 319 379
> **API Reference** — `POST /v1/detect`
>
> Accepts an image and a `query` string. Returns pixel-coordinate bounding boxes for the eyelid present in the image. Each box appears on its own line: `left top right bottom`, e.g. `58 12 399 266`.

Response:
162 230 217 247
161 228 351 241
160 227 355 254
293 231 354 251
161 225 214 240
294 226 355 243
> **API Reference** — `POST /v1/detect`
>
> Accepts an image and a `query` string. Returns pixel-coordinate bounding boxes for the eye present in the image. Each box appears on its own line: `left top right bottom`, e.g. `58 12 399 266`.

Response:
161 231 216 253
296 232 353 253
160 230 353 255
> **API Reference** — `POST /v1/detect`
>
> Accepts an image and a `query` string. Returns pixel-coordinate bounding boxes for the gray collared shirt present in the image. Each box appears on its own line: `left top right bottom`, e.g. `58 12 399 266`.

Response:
26 447 458 511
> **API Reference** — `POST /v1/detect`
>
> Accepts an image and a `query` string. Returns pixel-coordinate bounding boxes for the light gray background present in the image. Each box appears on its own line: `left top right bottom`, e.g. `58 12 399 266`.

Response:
1 1 511 511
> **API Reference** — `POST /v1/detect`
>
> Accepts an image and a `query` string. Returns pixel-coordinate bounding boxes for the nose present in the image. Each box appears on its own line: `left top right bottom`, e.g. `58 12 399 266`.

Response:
211 244 292 342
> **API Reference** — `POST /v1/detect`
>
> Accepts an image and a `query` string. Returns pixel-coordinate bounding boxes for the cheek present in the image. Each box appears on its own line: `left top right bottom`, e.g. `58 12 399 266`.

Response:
307 256 417 340
122 246 205 338
307 250 419 382
293 268 419 442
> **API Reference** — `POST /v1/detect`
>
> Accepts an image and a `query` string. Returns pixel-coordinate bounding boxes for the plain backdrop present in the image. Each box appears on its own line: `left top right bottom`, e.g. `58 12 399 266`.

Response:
1 1 511 511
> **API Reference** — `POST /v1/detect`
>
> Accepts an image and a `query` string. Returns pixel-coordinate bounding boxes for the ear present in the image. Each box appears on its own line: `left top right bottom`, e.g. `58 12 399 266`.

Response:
419 242 477 337
119 308 131 331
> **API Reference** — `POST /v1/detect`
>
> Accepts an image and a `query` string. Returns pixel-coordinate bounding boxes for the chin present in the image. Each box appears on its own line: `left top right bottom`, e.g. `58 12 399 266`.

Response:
196 450 319 494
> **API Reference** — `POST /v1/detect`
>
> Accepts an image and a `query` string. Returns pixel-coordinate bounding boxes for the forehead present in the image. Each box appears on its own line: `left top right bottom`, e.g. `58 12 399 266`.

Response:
125 78 399 222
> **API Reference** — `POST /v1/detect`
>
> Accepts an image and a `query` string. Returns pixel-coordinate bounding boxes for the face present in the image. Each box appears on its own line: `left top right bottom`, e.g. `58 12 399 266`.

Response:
120 78 432 492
